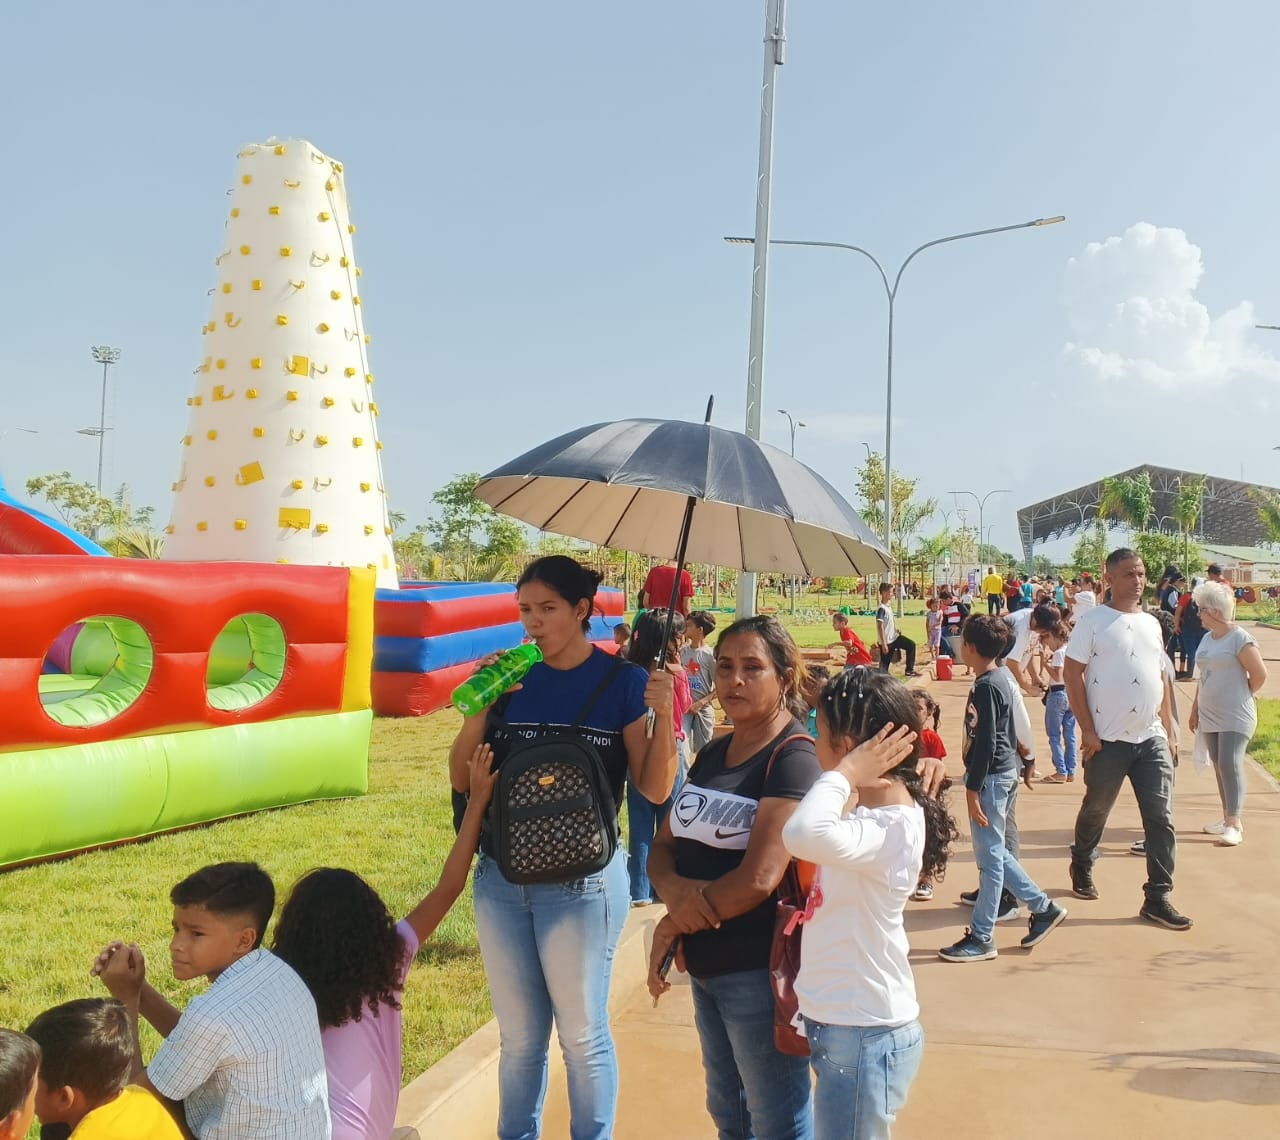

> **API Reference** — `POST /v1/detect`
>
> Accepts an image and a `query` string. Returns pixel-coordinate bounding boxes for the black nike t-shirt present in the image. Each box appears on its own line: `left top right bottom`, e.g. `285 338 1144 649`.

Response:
670 720 820 979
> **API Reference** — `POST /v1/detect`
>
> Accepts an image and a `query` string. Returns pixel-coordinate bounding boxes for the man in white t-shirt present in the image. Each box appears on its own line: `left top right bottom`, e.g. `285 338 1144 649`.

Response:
1064 549 1191 931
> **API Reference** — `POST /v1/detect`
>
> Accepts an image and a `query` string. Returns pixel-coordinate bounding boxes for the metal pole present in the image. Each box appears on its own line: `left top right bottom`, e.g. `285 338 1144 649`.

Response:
736 0 786 620
884 297 897 613
97 358 108 498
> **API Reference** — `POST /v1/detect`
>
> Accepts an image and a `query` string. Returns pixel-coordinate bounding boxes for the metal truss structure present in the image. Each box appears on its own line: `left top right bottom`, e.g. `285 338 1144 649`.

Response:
1015 465 1280 568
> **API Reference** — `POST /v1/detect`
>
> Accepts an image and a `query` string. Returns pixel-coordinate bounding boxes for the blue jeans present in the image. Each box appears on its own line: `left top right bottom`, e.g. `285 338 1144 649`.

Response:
971 770 1051 940
472 849 629 1140
691 969 813 1140
627 738 687 903
1182 628 1204 677
803 1018 924 1140
1044 689 1077 776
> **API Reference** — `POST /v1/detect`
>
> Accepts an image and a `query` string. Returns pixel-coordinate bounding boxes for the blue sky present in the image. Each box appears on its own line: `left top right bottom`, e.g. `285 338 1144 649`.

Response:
4 1 1279 559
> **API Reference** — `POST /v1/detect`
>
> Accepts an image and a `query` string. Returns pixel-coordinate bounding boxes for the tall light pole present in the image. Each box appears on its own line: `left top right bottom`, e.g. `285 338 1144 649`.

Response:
88 346 121 498
734 0 787 620
727 214 1065 614
778 408 805 612
949 488 1010 580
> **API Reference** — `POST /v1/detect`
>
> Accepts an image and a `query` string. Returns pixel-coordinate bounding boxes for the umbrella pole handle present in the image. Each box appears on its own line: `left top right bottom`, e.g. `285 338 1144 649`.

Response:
645 706 656 739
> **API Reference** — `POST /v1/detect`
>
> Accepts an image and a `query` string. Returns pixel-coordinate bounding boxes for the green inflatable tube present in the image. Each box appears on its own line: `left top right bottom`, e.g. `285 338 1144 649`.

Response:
44 614 289 726
0 709 371 868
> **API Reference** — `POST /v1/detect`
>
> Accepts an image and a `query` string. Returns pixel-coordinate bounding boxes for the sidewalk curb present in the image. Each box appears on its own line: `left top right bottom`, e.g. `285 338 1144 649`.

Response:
392 905 660 1139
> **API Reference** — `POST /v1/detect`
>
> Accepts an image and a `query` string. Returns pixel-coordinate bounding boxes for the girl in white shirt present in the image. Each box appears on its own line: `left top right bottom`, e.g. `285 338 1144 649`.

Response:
782 668 960 1140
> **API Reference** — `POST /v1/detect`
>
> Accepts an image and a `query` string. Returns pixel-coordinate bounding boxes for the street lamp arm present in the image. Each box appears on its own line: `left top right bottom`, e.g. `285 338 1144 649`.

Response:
891 218 1063 297
725 236 891 298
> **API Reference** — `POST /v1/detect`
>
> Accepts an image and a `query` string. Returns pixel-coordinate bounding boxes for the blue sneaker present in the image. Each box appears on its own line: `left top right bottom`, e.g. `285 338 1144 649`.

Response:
1021 902 1068 948
938 929 998 963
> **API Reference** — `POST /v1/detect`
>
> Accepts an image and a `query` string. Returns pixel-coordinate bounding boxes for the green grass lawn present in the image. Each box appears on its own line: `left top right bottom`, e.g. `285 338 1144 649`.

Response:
0 713 489 1094
1250 698 1280 780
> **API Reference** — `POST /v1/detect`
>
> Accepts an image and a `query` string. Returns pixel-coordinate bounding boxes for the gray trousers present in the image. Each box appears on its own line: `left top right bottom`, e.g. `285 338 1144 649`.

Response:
1205 730 1250 818
1071 737 1176 901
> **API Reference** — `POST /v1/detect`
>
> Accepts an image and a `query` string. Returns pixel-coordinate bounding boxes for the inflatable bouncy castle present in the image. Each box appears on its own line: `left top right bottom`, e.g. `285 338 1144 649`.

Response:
0 552 373 868
162 138 397 588
373 583 626 717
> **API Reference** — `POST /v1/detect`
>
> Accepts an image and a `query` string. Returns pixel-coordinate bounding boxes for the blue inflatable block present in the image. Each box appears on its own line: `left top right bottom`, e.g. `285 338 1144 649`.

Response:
373 615 623 674
376 582 515 603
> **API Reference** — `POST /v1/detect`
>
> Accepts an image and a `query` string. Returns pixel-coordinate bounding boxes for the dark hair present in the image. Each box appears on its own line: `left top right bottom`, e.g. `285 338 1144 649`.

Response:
170 862 275 948
518 556 602 633
1208 562 1223 576
688 611 717 637
628 609 685 667
802 664 831 710
878 582 893 595
912 688 941 732
0 1028 39 1120
962 614 1012 659
817 668 959 881
613 621 631 639
716 615 808 719
1105 547 1142 571
25 999 131 1103
831 611 849 625
272 868 406 1030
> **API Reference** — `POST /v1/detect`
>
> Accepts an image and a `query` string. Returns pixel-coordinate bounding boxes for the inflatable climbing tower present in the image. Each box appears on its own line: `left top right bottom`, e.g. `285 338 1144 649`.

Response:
163 139 398 588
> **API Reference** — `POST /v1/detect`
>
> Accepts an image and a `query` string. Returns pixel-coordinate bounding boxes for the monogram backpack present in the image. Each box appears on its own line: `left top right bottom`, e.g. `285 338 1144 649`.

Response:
485 658 627 884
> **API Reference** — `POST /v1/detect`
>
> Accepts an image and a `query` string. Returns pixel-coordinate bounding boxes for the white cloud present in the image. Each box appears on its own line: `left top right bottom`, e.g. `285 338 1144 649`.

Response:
1061 222 1280 387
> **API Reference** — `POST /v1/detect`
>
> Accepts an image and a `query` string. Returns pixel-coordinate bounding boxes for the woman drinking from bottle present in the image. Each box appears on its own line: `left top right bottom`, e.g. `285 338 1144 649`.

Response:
448 556 676 1140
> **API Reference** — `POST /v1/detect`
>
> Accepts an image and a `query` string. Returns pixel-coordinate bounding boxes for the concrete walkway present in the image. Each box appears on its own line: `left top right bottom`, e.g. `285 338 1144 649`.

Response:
542 623 1280 1138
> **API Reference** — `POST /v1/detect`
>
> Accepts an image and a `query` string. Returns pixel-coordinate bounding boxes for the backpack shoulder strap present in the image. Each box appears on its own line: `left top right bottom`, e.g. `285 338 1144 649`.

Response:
571 652 629 728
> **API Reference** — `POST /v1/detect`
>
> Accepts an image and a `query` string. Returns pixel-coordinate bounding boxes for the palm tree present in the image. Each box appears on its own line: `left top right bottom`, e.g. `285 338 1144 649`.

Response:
1172 475 1207 573
1098 473 1154 539
110 527 165 559
1250 489 1280 546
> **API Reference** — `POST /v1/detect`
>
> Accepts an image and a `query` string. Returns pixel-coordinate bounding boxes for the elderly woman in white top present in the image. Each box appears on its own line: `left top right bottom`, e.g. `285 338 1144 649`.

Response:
1189 580 1268 847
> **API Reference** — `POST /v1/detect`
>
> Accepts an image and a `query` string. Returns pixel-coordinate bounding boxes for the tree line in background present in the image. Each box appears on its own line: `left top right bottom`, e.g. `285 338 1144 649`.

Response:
22 464 1280 584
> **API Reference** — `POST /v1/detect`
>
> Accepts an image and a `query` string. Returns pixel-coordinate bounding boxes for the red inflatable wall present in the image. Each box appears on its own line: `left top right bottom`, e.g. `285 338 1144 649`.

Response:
1 558 356 751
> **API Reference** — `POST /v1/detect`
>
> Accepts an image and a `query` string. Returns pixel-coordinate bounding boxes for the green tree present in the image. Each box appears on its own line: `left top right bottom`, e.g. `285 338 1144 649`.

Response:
426 473 528 580
1135 532 1202 583
854 452 938 568
1098 473 1154 538
1070 520 1110 577
1250 489 1280 546
24 471 115 536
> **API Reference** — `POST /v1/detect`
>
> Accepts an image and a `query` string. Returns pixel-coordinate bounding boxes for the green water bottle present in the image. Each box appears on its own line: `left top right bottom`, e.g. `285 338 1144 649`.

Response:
451 644 543 716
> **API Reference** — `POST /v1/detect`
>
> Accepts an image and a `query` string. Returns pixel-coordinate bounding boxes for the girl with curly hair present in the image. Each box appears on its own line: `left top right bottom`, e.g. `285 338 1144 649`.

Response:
272 746 497 1140
781 667 961 1139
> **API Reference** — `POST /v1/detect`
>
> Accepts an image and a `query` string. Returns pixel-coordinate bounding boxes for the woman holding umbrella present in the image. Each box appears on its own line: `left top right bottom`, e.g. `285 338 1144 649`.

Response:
449 556 677 1140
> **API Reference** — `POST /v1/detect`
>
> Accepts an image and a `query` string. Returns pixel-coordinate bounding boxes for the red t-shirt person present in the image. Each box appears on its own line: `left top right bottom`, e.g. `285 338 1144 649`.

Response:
837 626 874 667
642 564 694 616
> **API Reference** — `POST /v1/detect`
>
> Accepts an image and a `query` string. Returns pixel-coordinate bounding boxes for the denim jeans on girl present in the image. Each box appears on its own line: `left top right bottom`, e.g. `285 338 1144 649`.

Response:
1044 688 1077 776
626 737 687 903
472 848 629 1140
691 968 813 1140
971 769 1051 940
802 1017 924 1140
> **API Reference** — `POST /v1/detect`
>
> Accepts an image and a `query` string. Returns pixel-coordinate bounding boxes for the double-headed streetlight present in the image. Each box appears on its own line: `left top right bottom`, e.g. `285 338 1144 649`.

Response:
727 215 1065 613
948 488 1010 580
778 408 806 612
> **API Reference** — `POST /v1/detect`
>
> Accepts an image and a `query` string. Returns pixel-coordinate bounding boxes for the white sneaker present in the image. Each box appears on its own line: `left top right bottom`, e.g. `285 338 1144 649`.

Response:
1203 820 1226 835
1218 826 1243 847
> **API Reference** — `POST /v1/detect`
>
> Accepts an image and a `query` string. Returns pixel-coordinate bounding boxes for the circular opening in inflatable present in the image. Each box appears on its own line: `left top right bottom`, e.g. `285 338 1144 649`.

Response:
39 616 155 727
205 613 287 711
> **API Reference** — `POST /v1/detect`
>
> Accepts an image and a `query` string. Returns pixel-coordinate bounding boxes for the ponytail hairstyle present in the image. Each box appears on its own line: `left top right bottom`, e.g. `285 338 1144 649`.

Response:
628 608 685 667
912 688 941 732
817 667 959 881
518 556 603 633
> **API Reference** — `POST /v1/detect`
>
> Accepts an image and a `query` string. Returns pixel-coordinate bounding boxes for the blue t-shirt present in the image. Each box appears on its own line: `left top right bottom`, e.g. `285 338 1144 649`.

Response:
1021 582 1034 605
484 647 649 812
